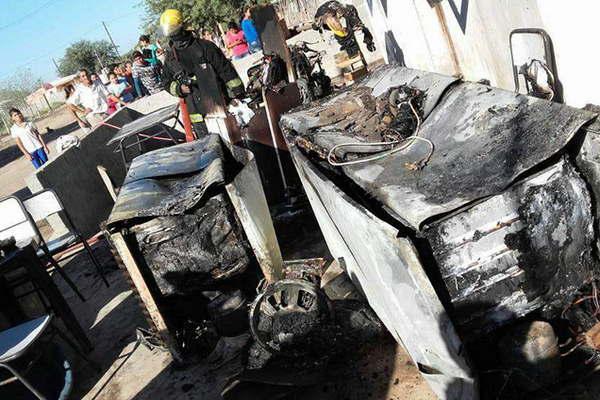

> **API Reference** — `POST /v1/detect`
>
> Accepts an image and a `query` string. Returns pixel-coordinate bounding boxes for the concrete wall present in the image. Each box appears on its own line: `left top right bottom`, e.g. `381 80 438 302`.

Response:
365 0 543 88
537 1 600 107
27 92 184 237
364 0 600 107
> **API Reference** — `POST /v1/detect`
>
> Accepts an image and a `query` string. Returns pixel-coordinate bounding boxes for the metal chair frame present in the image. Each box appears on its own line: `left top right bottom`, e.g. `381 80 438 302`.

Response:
0 196 86 302
0 314 97 400
22 189 109 288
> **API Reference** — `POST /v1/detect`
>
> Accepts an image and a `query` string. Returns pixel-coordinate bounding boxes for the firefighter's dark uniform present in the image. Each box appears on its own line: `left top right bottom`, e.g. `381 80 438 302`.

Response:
162 30 245 137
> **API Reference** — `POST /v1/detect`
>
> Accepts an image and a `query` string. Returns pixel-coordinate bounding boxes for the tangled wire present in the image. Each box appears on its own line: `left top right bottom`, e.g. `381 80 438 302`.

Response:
327 86 434 169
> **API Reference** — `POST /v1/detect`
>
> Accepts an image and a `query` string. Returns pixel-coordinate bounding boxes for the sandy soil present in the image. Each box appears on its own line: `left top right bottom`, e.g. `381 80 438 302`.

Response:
10 241 435 400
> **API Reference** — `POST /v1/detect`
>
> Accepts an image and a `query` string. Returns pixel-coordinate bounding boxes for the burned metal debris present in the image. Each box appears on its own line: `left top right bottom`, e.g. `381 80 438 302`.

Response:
280 64 600 397
283 71 596 230
240 264 385 391
107 135 257 357
129 194 252 296
425 158 595 339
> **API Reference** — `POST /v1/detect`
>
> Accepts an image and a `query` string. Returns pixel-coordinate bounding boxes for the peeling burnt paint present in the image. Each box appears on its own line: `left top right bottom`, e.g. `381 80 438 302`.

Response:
130 193 253 297
279 65 600 398
106 134 256 297
281 66 596 231
106 136 225 225
425 159 597 339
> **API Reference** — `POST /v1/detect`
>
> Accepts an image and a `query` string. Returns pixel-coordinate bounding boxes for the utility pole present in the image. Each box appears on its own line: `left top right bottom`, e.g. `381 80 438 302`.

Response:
93 48 105 70
51 57 60 73
102 21 120 58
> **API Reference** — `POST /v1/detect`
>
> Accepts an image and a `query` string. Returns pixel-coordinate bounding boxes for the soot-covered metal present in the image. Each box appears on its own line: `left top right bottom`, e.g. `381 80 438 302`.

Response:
424 159 596 339
280 65 600 347
107 135 256 356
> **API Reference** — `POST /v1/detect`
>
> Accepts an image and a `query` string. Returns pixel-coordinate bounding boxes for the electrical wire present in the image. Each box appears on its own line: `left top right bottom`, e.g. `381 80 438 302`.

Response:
0 11 140 81
0 0 57 32
326 98 434 168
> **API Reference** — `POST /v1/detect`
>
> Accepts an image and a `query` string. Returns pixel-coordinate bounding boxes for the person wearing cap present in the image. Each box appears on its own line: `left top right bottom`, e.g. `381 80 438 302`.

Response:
132 51 162 95
159 9 246 138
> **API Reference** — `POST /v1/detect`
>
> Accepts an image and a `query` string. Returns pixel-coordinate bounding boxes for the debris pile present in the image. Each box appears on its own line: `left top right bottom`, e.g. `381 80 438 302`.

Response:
224 262 386 399
280 65 600 397
107 136 259 358
106 134 385 381
294 84 427 167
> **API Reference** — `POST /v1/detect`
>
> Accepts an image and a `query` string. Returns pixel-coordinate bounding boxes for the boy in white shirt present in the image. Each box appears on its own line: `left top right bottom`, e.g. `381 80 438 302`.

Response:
10 108 50 169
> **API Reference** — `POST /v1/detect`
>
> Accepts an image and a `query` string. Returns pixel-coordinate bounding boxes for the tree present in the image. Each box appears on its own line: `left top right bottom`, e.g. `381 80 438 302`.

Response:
57 40 119 76
0 69 43 133
0 69 43 107
140 0 249 33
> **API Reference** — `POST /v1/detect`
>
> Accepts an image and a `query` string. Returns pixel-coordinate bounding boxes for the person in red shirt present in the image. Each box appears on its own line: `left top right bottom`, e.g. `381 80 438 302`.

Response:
225 22 249 60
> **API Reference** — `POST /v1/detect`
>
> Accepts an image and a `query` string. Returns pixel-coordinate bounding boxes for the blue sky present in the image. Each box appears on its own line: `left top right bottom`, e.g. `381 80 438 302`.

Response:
0 0 148 83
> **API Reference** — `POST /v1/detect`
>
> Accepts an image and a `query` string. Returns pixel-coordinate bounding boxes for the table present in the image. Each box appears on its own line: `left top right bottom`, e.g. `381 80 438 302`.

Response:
106 103 184 168
0 243 92 352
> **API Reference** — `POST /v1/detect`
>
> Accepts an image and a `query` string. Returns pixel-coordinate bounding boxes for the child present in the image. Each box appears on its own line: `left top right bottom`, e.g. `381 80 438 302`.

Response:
226 22 249 60
10 108 50 169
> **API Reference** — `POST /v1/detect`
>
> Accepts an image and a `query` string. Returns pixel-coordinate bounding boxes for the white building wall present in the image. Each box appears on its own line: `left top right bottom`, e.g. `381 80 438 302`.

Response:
537 1 600 107
365 0 544 87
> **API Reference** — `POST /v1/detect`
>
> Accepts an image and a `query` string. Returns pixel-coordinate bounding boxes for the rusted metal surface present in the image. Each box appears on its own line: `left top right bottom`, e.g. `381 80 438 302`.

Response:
585 323 600 350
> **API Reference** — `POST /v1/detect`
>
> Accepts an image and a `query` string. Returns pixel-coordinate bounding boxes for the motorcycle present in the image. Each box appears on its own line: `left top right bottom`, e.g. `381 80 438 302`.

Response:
246 41 332 106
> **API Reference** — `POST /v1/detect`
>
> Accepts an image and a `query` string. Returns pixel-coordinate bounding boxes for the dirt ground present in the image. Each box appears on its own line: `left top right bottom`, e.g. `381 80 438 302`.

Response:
0 241 434 400
0 105 437 400
0 106 86 200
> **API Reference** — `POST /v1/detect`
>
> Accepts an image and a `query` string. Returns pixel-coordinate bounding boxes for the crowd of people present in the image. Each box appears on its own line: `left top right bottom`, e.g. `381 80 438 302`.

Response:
12 7 262 170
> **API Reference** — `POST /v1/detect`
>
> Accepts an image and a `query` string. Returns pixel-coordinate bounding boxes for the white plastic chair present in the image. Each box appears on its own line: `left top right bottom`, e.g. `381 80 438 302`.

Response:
0 196 85 301
22 189 109 288
0 314 96 399
0 197 38 247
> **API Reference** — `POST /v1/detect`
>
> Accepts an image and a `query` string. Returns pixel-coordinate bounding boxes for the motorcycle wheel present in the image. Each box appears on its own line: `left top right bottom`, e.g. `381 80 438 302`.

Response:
296 78 314 105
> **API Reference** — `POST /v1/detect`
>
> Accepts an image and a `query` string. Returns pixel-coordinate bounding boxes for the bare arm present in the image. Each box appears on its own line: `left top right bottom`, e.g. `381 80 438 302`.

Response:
108 94 127 107
67 105 90 128
31 126 49 154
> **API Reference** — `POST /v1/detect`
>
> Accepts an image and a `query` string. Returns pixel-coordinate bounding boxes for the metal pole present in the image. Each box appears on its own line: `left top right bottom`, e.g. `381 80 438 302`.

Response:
102 21 120 57
93 48 105 71
52 57 60 73
42 93 52 111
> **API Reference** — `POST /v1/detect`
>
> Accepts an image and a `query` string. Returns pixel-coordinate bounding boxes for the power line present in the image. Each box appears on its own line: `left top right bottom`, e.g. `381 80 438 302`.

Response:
0 0 57 32
0 11 138 80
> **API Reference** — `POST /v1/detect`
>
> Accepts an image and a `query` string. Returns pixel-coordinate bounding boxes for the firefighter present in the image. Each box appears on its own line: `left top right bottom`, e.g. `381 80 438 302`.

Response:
159 9 245 137
314 1 376 58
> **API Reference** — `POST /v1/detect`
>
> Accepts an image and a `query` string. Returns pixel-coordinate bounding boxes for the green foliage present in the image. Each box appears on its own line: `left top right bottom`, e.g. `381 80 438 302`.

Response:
140 0 252 32
0 69 43 108
57 40 119 76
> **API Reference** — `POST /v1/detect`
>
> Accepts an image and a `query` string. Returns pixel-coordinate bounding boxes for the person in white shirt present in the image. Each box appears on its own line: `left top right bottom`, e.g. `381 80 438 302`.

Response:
9 108 50 169
67 69 124 128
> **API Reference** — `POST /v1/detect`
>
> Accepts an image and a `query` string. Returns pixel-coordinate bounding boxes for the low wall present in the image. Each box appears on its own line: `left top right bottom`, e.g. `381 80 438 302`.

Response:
27 95 184 237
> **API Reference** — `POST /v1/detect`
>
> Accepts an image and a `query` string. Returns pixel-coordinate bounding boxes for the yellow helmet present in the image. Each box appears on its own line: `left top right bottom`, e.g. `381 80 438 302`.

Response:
160 9 183 37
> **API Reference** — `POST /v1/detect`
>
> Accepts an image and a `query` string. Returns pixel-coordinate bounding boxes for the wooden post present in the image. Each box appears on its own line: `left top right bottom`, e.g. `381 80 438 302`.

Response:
109 232 183 362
